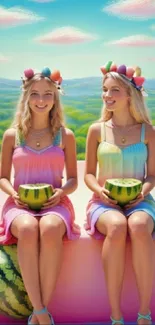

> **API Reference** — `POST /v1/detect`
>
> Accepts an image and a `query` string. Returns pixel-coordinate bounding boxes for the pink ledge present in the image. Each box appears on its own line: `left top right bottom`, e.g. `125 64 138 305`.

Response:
0 161 155 324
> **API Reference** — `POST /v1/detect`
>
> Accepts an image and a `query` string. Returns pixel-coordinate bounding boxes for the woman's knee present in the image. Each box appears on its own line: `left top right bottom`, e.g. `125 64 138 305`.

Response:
128 215 151 237
11 216 39 241
40 215 66 243
107 218 127 241
96 212 127 240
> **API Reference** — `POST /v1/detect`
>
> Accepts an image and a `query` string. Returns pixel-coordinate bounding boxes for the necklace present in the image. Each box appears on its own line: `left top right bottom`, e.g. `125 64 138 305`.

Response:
108 122 138 144
28 127 51 147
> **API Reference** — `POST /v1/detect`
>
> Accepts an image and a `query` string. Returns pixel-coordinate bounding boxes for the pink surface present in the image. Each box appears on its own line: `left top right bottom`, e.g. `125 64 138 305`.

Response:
0 161 155 324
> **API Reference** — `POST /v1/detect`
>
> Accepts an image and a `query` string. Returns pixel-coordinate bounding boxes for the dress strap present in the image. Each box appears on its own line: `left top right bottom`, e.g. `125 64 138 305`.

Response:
15 129 25 147
140 123 145 143
100 122 106 142
53 127 62 147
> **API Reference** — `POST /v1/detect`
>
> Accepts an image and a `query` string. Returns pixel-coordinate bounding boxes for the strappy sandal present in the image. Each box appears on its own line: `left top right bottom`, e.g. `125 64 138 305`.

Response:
28 306 55 325
137 312 152 323
110 316 124 325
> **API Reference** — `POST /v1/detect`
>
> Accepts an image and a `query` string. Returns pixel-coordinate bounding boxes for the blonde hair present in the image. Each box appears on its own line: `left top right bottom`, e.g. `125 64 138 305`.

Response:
99 72 151 124
11 73 65 139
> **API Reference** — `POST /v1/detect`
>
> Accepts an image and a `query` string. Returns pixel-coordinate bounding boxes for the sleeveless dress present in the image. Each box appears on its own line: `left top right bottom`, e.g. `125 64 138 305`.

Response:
85 122 155 239
0 128 80 245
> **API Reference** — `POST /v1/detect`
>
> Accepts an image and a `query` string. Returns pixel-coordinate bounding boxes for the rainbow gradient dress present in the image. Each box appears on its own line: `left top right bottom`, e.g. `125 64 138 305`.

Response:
0 128 80 245
85 122 155 238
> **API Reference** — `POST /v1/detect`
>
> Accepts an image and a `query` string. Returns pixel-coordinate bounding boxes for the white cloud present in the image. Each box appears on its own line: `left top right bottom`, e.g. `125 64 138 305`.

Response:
35 26 98 44
0 6 44 27
106 34 155 46
103 0 155 20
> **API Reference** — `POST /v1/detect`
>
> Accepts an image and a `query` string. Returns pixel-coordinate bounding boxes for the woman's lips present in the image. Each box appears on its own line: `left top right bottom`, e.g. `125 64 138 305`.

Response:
105 100 115 107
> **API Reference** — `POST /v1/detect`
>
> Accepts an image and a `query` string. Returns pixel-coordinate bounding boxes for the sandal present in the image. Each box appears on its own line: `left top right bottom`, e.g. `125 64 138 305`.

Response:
137 312 152 323
28 306 55 325
110 316 124 325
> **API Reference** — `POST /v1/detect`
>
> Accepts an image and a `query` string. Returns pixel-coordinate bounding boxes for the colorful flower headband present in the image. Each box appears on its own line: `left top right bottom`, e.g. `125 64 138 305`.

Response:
22 67 64 93
100 61 147 95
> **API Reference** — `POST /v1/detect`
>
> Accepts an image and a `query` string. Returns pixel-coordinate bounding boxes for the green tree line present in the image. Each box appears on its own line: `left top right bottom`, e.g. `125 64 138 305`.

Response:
0 92 155 160
0 106 100 160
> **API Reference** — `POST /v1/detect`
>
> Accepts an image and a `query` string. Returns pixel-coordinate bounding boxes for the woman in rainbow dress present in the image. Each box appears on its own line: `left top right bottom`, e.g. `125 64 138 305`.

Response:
84 61 155 325
0 67 80 325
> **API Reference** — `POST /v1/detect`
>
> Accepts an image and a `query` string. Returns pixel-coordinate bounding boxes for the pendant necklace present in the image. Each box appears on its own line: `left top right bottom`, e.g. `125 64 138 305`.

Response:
109 122 137 144
28 127 51 147
121 135 126 144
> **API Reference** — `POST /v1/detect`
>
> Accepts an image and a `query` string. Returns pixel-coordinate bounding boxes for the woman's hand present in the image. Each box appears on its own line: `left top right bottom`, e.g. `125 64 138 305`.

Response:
11 192 28 208
98 187 118 207
41 188 64 209
124 192 144 209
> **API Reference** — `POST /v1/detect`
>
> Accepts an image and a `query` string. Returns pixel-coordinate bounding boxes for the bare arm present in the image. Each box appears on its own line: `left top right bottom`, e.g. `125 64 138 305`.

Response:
40 128 78 209
125 124 155 208
84 123 118 206
142 124 155 196
61 128 78 195
84 123 102 195
0 128 17 196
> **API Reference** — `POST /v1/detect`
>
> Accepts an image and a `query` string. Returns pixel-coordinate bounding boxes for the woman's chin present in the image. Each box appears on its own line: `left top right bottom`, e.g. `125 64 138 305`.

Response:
105 105 116 112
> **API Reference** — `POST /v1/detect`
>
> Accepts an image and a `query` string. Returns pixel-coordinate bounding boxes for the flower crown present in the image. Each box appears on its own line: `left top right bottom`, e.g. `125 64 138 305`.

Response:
100 61 146 94
22 67 64 93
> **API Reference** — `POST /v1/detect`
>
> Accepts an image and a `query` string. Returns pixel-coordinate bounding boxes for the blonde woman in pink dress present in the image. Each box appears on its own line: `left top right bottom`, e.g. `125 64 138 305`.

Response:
84 61 155 325
0 67 80 325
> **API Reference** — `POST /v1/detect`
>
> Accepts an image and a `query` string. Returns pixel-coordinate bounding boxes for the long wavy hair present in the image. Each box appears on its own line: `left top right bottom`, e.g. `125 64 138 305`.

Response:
11 73 65 139
99 72 151 124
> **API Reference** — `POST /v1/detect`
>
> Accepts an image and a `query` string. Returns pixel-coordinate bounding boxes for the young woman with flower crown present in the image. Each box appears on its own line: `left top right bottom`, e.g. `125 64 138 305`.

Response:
84 61 155 325
0 67 80 325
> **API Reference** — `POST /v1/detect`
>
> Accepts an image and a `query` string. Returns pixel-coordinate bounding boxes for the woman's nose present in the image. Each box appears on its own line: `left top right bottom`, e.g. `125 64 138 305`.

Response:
105 90 112 97
38 95 44 101
102 90 112 98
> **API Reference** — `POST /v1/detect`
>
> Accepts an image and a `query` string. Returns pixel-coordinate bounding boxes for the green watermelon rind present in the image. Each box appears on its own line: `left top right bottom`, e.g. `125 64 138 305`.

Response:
105 178 142 206
0 245 32 318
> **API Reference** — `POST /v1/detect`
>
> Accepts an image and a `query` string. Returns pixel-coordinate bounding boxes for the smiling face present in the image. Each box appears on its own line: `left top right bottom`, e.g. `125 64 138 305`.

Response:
28 79 55 116
102 76 130 113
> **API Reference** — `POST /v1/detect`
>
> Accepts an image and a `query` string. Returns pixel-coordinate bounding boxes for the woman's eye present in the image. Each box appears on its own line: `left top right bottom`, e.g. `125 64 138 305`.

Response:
103 89 119 92
44 93 53 97
30 92 38 96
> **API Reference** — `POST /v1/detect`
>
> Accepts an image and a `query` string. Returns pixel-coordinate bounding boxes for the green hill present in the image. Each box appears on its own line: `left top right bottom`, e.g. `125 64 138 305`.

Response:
0 81 155 160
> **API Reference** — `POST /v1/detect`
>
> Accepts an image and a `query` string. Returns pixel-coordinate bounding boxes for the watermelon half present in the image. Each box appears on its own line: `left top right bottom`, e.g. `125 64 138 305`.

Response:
105 178 142 206
18 183 54 211
0 245 32 318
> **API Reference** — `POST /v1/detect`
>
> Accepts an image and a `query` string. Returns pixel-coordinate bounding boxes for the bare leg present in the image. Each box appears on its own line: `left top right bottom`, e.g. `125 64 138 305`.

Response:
96 211 127 324
39 214 66 318
10 215 43 325
96 210 127 320
128 212 155 325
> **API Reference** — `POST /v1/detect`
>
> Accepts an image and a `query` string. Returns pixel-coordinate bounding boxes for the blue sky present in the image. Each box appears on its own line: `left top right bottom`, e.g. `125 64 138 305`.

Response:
0 0 155 80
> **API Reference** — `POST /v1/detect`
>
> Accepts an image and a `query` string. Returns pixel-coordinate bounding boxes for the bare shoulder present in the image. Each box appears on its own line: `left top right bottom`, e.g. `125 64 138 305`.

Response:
89 122 101 132
63 127 74 136
87 122 101 141
145 123 155 142
2 128 16 143
61 127 75 148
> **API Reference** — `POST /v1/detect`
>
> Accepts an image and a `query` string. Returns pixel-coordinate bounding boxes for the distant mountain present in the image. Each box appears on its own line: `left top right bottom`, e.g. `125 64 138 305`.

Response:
0 77 155 96
0 78 21 89
144 79 155 91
